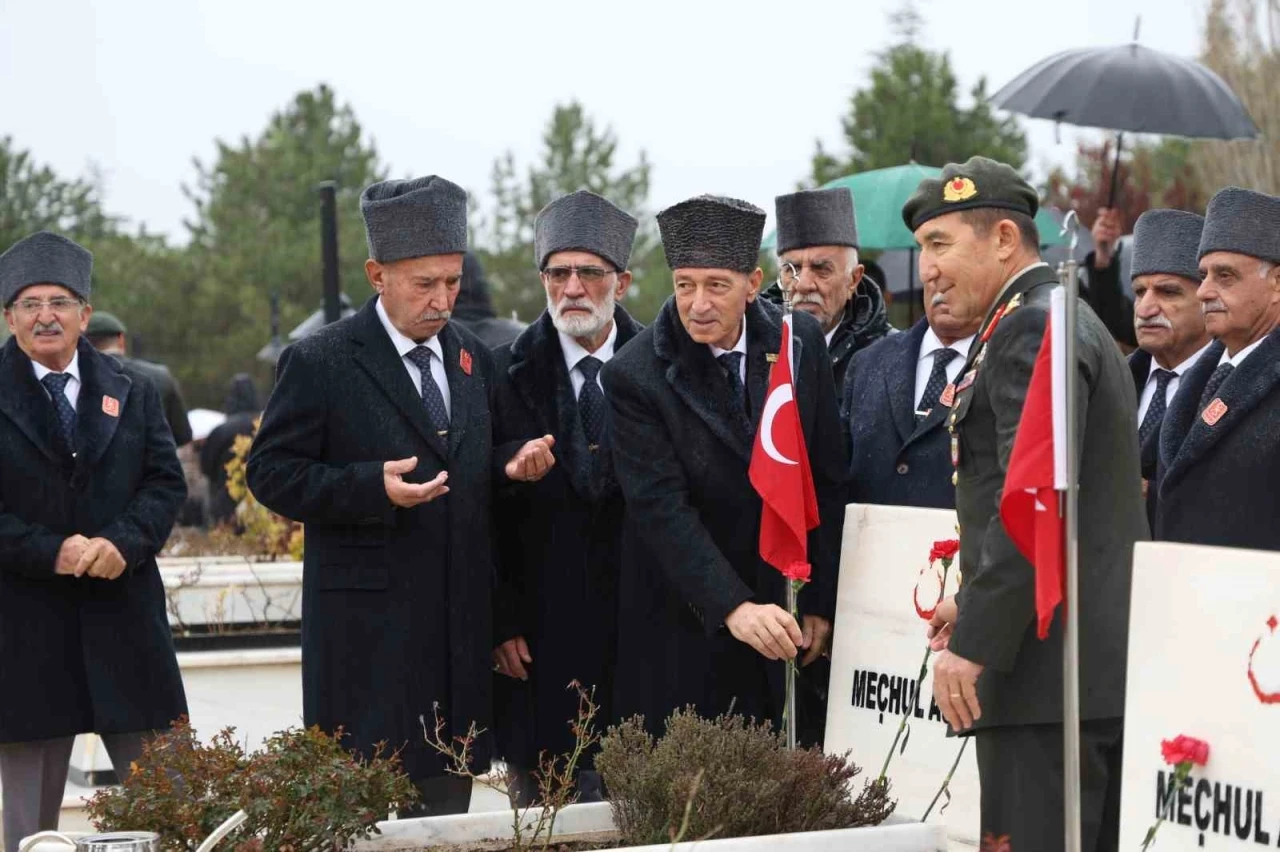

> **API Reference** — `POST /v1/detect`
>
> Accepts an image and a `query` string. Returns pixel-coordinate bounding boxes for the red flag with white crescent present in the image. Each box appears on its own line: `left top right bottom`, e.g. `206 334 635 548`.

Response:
749 314 820 581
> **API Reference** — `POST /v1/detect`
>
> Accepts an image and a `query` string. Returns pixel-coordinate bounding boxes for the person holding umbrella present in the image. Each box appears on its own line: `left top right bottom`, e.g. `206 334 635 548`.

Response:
913 157 1146 852
1080 208 1139 353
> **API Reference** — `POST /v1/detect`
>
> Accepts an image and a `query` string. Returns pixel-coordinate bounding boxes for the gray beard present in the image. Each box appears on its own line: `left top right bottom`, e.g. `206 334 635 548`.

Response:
549 291 615 338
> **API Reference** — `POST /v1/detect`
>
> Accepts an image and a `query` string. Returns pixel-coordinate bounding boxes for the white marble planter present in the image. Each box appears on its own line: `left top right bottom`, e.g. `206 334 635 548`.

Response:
357 801 946 851
159 556 303 633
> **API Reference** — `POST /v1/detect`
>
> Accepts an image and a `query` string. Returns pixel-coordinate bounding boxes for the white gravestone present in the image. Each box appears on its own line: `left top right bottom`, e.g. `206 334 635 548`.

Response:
1119 541 1280 850
826 504 981 849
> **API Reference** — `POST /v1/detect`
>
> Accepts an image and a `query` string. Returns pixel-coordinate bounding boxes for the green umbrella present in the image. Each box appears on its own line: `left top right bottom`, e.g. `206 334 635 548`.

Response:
761 163 1065 251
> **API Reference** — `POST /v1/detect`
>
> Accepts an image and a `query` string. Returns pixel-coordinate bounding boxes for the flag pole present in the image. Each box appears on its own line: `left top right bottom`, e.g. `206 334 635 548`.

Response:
780 282 799 752
1057 211 1083 852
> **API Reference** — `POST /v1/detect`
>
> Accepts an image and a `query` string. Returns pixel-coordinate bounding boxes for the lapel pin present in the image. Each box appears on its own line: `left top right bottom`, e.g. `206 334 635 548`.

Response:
1202 398 1228 426
459 348 473 376
940 383 956 408
102 395 120 418
766 353 779 363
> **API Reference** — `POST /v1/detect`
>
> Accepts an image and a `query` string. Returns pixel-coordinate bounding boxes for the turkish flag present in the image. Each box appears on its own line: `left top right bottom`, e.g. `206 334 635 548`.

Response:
999 290 1067 640
749 314 820 580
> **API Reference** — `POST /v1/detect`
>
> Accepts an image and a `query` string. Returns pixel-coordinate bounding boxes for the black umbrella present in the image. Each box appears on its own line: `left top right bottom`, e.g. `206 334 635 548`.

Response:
992 39 1260 204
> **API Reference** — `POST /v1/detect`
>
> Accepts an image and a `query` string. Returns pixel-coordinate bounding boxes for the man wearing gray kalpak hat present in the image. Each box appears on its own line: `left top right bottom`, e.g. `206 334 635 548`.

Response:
490 189 643 804
764 187 894 390
1124 210 1212 526
906 157 1145 852
247 176 554 816
601 195 848 740
0 232 187 851
1154 186 1280 551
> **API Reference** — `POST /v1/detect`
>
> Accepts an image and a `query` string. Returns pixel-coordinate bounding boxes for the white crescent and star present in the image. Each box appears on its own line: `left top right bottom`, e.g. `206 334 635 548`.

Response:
761 384 798 466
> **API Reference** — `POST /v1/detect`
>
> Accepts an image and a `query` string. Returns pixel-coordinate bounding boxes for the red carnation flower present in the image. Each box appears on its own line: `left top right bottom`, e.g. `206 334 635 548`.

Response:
929 539 960 563
1160 735 1210 767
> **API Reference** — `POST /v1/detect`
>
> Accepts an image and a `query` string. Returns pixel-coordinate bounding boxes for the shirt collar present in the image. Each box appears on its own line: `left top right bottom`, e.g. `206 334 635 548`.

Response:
1149 341 1214 379
1221 336 1267 368
559 321 618 374
919 327 976 363
710 319 748 360
376 296 443 361
31 349 81 385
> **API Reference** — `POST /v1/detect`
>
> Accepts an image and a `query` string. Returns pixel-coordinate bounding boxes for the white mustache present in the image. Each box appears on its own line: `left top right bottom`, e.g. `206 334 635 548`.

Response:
33 321 63 334
1202 300 1228 313
931 294 946 307
791 293 824 307
556 298 595 313
1135 316 1173 330
419 310 451 322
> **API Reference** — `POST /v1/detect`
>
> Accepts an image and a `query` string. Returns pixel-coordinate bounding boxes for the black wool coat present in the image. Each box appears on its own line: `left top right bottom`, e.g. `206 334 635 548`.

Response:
842 318 957 510
1155 332 1280 551
489 306 643 768
600 297 848 735
246 299 499 781
947 265 1146 730
0 338 188 743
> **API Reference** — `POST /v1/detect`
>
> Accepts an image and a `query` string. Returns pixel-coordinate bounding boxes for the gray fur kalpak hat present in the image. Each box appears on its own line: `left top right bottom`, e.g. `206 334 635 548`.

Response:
360 175 468 263
533 190 639 272
1198 186 1280 265
0 231 93 307
1131 209 1204 282
775 187 858 254
657 195 766 274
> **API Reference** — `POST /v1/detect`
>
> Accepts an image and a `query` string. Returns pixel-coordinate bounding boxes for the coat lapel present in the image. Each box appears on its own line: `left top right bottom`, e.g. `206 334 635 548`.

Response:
654 299 754 463
0 338 66 464
439 324 478 460
883 321 926 445
1128 349 1151 400
348 300 448 461
1159 340 1221 478
75 342 132 474
745 299 785 433
1164 332 1280 485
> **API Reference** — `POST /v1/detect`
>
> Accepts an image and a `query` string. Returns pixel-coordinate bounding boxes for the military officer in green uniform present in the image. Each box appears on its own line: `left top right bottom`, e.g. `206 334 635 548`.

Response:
907 158 1147 852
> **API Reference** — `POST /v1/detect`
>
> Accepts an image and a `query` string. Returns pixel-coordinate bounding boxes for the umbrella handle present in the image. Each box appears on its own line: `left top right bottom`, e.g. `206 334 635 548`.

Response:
1106 133 1124 209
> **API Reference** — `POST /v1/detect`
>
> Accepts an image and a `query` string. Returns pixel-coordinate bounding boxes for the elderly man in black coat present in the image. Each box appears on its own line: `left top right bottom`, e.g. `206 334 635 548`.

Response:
247 176 554 815
760 188 894 390
490 190 642 804
1155 187 1280 551
601 195 848 738
1123 210 1212 527
0 232 187 852
842 244 982 511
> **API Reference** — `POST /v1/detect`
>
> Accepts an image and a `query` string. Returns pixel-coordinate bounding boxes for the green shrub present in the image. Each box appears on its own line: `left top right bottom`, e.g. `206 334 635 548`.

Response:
596 708 895 847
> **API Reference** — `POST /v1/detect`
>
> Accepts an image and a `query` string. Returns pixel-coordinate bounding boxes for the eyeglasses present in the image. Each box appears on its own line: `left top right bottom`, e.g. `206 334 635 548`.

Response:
543 265 611 285
778 260 840 288
11 297 84 315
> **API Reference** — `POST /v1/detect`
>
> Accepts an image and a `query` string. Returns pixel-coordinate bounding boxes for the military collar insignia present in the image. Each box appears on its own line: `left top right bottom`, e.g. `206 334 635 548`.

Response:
980 291 1023 344
943 177 978 203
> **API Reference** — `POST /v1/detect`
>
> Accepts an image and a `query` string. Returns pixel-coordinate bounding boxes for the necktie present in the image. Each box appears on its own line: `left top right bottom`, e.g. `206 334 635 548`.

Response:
718 351 747 413
405 346 450 434
1138 369 1175 445
1196 362 1233 416
41 372 77 450
917 348 959 421
576 356 605 447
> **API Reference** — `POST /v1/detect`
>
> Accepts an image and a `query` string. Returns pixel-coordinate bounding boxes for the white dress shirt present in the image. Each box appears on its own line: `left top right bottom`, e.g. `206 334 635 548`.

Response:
1136 342 1213 423
32 350 82 411
1219 336 1267 369
710 322 748 383
824 325 838 348
376 297 451 418
560 322 618 400
913 329 974 411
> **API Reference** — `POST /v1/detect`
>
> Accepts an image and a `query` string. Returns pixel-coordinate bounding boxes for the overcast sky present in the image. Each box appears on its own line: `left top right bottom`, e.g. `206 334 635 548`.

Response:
0 0 1206 241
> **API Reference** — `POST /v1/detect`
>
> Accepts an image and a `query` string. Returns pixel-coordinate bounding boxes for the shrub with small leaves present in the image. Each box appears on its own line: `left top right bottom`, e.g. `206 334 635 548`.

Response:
86 718 417 852
596 708 895 847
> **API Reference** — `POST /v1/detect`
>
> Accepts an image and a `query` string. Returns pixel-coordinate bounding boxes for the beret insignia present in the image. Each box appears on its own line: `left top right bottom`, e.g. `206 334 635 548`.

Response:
943 177 978 203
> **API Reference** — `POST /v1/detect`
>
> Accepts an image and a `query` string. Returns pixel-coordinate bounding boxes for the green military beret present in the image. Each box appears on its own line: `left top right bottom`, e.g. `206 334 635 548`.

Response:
86 311 127 336
902 156 1039 232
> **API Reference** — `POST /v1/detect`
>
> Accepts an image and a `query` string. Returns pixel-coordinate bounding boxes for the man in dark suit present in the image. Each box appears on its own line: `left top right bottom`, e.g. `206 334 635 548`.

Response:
0 232 188 852
601 195 847 738
1155 187 1280 551
760 188 894 390
490 190 641 804
246 176 554 815
1123 210 1212 526
85 310 193 447
842 253 982 510
906 159 1147 852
